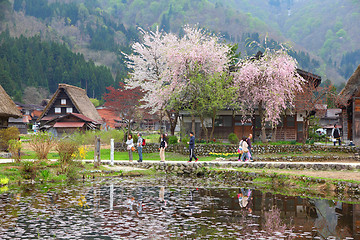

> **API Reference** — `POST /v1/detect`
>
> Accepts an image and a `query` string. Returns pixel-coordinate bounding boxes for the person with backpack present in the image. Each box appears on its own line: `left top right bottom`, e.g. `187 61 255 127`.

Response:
331 124 341 146
137 132 144 162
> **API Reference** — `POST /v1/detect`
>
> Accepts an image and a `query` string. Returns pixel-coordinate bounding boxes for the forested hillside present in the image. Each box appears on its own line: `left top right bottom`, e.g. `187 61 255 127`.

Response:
0 0 359 101
0 30 114 101
216 0 360 83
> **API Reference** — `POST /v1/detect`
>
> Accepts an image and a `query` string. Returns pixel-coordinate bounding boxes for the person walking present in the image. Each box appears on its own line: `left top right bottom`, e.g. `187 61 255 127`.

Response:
137 132 143 162
240 136 249 162
159 133 167 162
331 124 341 146
187 132 198 162
126 134 134 162
246 133 254 161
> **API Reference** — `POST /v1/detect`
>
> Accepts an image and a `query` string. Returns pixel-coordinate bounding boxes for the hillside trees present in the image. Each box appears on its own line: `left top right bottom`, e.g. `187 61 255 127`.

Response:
233 49 304 142
0 30 114 100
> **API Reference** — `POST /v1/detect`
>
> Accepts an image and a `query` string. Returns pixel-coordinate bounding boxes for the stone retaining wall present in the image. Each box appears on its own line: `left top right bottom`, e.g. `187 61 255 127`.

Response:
102 161 360 194
114 142 360 156
104 161 360 174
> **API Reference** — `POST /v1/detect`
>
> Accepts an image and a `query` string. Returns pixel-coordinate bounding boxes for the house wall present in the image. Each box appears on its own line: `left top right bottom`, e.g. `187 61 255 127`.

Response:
0 116 8 129
47 89 80 116
181 112 300 142
353 97 360 145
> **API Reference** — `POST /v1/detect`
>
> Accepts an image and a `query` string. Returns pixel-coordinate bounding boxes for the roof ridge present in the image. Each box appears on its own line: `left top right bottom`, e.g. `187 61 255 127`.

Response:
58 83 86 92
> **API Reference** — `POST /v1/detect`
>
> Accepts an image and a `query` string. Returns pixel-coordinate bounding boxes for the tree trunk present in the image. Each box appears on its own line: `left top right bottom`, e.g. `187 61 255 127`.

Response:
191 114 196 135
200 115 209 142
210 109 216 141
271 126 277 142
302 113 310 144
258 101 267 143
165 110 179 136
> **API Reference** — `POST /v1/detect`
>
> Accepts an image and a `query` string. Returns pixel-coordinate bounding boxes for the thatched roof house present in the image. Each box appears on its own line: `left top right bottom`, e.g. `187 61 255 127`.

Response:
39 84 102 123
0 85 22 129
38 84 102 136
339 64 360 144
339 65 360 100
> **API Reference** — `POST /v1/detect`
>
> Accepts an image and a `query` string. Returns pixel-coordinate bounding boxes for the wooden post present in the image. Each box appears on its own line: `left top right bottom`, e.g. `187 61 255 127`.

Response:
110 139 114 166
94 136 101 167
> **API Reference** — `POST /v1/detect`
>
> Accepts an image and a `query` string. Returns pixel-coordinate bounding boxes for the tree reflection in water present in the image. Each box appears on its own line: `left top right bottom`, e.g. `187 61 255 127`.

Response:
0 178 358 239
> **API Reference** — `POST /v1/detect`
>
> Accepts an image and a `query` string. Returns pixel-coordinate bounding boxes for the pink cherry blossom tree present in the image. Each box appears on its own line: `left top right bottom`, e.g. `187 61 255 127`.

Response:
125 26 232 136
233 49 304 142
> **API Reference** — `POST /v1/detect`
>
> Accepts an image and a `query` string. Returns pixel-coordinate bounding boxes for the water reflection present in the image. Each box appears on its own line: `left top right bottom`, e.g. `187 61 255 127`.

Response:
0 177 358 239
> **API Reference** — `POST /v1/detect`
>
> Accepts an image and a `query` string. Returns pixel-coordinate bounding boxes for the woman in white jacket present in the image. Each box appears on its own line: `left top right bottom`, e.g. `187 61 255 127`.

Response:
126 134 134 162
239 136 249 162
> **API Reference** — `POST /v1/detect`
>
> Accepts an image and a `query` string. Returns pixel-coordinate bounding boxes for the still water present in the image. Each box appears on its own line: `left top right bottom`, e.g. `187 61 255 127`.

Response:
0 176 358 239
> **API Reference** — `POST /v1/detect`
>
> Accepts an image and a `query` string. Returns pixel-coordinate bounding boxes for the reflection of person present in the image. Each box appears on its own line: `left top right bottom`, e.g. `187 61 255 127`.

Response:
137 133 143 162
159 186 167 208
159 134 167 162
187 132 198 162
331 124 341 146
238 188 253 213
126 134 134 162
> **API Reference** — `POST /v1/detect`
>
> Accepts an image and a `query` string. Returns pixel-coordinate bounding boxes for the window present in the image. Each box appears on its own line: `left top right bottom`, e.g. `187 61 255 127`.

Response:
215 116 232 127
287 116 295 127
61 99 66 105
66 107 73 113
55 107 61 114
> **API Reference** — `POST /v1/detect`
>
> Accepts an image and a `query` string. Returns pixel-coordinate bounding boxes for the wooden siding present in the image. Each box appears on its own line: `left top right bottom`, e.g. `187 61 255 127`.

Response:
47 89 79 116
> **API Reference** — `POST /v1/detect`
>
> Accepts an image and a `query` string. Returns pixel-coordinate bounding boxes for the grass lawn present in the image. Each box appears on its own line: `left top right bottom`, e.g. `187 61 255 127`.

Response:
16 149 218 161
85 149 216 161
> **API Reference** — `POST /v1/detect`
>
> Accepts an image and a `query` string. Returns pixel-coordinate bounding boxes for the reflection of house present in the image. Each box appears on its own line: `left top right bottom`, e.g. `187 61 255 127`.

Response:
0 84 22 130
180 69 321 142
38 84 102 136
339 64 360 144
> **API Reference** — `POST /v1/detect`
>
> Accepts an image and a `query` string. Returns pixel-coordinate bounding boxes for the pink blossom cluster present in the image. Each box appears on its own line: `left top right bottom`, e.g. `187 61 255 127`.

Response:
125 26 231 112
232 50 304 125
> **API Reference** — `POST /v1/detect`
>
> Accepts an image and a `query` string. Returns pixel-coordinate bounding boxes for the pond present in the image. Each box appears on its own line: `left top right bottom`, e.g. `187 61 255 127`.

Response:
0 176 358 239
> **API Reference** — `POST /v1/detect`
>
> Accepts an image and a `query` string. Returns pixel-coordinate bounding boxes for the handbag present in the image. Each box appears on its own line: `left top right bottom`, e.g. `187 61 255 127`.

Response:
131 146 135 151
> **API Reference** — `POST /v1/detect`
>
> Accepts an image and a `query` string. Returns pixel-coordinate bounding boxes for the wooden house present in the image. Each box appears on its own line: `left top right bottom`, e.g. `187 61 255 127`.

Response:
180 69 321 142
0 85 22 130
38 84 102 136
339 64 360 144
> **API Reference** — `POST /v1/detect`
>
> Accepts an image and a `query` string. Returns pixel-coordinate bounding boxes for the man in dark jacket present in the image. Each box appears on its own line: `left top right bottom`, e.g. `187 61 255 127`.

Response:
187 132 198 162
331 124 341 146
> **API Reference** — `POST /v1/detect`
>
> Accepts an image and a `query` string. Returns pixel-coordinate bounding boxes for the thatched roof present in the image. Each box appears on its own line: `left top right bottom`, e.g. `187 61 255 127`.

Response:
0 85 22 118
339 64 360 100
39 84 102 122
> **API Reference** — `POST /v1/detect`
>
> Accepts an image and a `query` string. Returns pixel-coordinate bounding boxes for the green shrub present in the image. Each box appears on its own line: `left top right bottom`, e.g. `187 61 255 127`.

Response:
132 134 138 144
20 161 37 180
66 164 80 181
55 139 79 165
8 139 21 162
168 135 178 144
181 137 190 145
228 133 239 144
0 127 20 151
69 130 125 145
40 169 50 180
29 132 55 160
